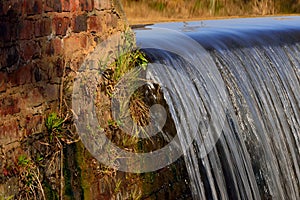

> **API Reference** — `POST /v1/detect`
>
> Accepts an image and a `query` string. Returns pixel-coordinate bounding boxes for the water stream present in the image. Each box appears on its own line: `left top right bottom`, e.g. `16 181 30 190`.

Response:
134 16 300 199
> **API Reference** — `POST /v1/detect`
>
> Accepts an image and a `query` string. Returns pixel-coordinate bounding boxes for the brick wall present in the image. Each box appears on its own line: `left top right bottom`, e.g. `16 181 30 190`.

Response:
0 2 194 199
0 0 124 152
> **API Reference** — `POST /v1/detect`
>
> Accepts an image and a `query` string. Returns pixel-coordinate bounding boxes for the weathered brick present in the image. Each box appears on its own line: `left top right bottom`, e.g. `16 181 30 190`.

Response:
55 57 64 77
94 0 111 10
0 119 19 142
9 23 18 42
53 17 70 36
18 20 34 40
61 0 71 11
88 15 103 33
24 87 44 107
10 22 18 41
0 58 7 71
8 63 33 86
0 22 18 43
69 56 84 71
0 22 8 41
0 72 8 92
31 58 51 83
35 18 52 37
20 64 34 85
26 0 43 15
99 0 112 10
0 97 20 117
0 46 19 69
47 62 55 79
0 0 20 16
0 0 123 164
42 38 62 56
44 0 62 12
42 40 54 56
69 0 80 12
79 0 93 11
106 13 118 29
74 14 87 33
33 66 44 82
47 58 64 81
19 41 41 61
51 38 63 55
44 84 59 101
0 49 8 68
63 35 87 54
35 20 42 37
23 114 44 135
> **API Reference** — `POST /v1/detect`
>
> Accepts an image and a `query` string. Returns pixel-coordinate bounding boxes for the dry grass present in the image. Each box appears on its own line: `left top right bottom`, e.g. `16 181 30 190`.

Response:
129 90 150 127
120 0 300 24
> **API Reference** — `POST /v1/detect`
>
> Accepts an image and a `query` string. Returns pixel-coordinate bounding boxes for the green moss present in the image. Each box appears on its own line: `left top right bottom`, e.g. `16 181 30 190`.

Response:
63 152 73 198
76 142 93 200
43 181 59 200
63 143 84 199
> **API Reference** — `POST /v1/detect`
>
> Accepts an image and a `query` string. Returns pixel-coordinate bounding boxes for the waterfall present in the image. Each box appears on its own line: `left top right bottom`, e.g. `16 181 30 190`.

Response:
135 17 300 199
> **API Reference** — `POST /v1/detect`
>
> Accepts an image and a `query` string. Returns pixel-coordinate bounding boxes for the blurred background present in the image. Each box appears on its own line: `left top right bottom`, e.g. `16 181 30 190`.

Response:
120 0 300 24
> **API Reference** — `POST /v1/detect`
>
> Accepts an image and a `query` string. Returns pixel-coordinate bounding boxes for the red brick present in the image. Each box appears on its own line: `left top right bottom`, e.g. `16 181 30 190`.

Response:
47 58 64 79
8 64 33 86
0 22 18 43
88 15 103 33
0 22 8 41
53 16 70 36
0 97 20 117
26 0 43 15
1 0 23 16
42 40 54 56
74 14 87 33
69 0 80 12
33 66 48 82
55 57 64 77
79 0 93 11
9 23 18 42
61 0 71 11
0 46 19 69
42 38 62 56
44 0 62 12
52 38 63 55
34 21 42 37
35 18 52 37
18 20 34 40
19 41 41 61
0 72 8 92
19 64 34 85
13 0 24 15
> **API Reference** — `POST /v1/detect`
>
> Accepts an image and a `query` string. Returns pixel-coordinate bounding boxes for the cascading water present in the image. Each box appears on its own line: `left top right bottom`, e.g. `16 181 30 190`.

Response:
134 17 300 199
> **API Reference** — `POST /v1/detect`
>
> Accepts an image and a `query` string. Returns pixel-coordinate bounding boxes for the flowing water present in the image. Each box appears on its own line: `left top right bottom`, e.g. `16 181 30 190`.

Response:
134 17 300 199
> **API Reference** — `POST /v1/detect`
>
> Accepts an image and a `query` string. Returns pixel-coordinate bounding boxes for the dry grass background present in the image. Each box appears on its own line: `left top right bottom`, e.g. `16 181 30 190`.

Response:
119 0 300 24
